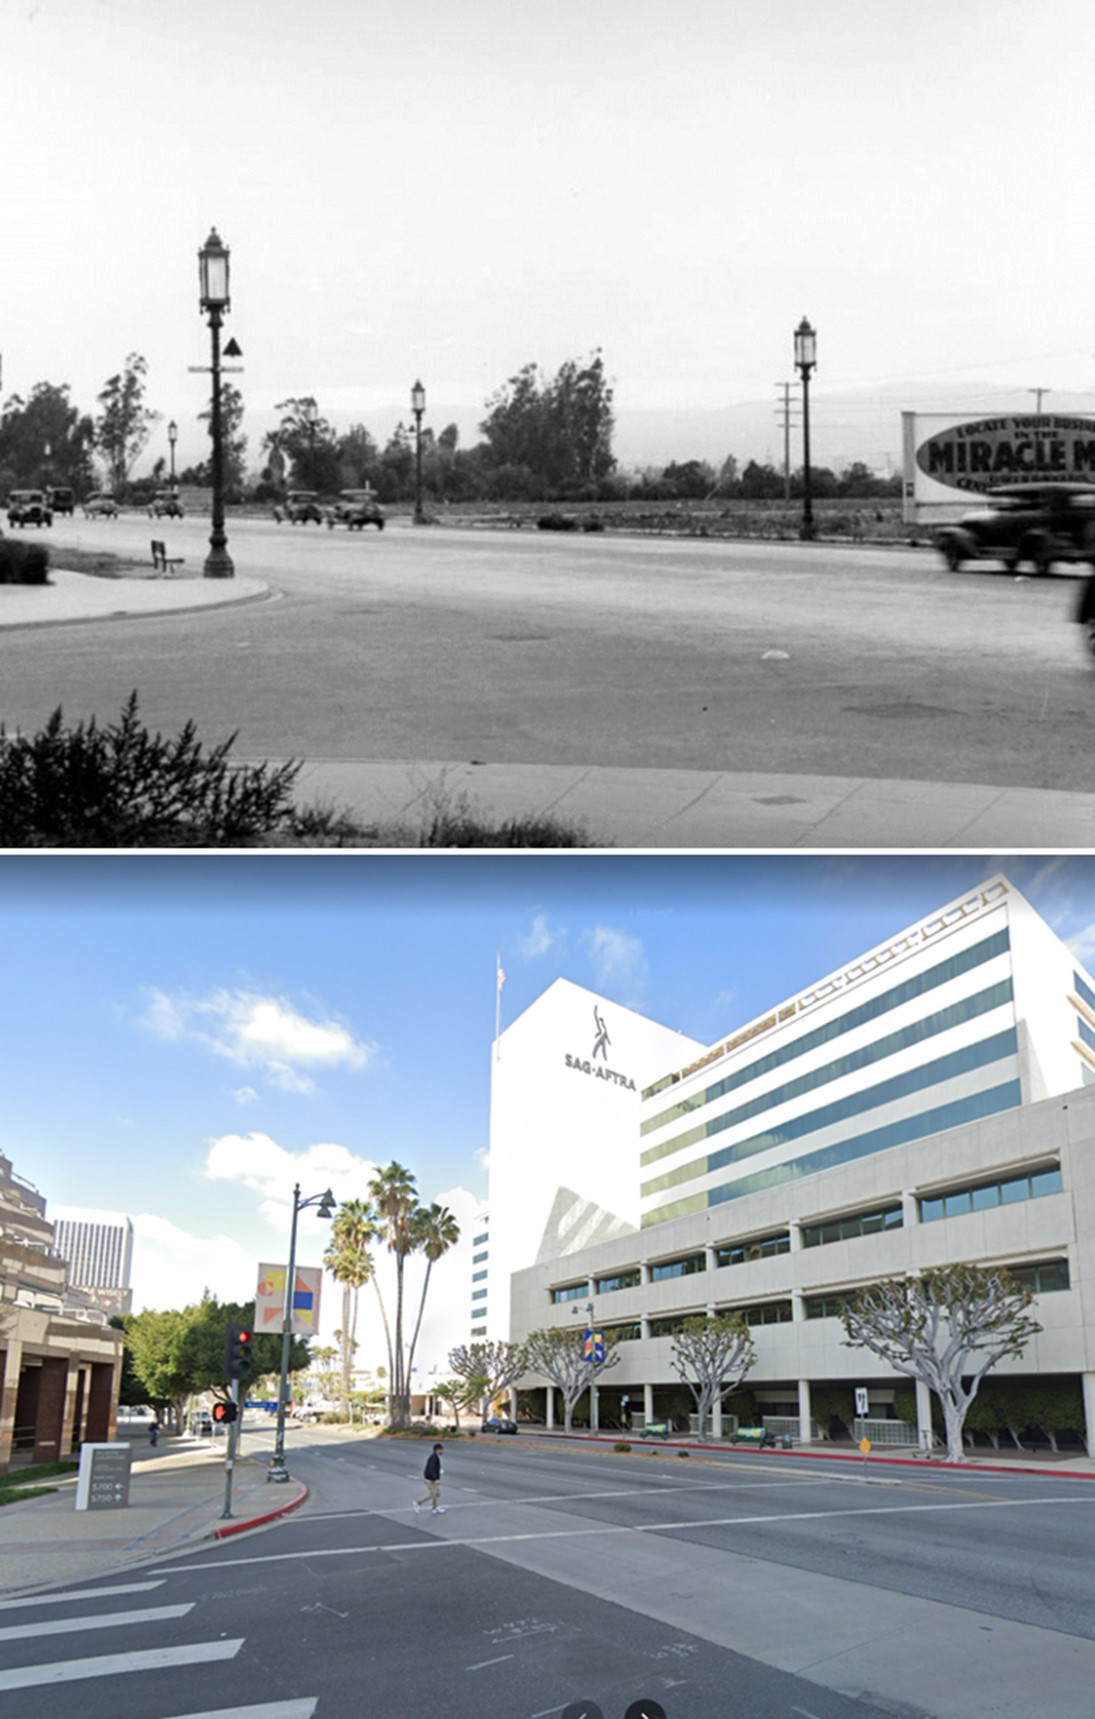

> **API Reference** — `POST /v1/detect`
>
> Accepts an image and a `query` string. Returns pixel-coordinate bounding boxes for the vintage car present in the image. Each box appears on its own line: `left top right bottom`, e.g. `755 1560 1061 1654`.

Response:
6 489 53 528
326 489 386 531
48 486 75 516
84 493 120 518
935 482 1095 575
149 490 184 519
279 490 324 524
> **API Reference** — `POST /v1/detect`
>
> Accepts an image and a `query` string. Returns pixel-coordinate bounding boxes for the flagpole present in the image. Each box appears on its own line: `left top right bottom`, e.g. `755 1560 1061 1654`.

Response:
495 952 504 1060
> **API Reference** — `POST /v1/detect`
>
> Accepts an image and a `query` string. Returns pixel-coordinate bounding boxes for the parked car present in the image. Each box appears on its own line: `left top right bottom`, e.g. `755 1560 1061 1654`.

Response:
84 494 119 518
7 489 52 528
149 490 184 519
279 491 324 524
48 486 75 516
291 1399 337 1422
481 1416 518 1435
326 489 385 531
934 482 1095 575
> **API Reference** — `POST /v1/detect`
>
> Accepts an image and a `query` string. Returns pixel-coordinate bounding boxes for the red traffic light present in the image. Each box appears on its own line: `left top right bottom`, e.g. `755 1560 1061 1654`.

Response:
212 1401 238 1424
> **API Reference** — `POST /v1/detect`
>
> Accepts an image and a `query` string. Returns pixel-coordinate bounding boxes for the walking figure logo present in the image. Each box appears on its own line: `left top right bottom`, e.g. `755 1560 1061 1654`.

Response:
592 1006 611 1062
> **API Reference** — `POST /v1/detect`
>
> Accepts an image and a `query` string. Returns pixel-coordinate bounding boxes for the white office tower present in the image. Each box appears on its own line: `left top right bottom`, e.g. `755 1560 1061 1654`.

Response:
638 874 1095 1230
52 1207 135 1315
482 978 705 1340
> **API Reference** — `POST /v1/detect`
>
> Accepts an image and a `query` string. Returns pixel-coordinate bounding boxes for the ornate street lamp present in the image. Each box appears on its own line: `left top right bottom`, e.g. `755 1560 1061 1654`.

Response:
267 1183 337 1484
168 419 178 490
304 399 319 492
411 378 426 524
198 227 234 578
793 317 817 542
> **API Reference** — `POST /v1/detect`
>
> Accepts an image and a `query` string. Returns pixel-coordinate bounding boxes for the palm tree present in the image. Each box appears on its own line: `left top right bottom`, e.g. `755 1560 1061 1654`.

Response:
323 1198 376 1417
404 1203 461 1418
368 1162 421 1425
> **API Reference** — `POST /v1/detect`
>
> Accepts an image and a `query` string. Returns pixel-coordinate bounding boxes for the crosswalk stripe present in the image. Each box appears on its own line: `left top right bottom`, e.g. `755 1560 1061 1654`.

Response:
0 1581 165 1613
0 1638 243 1691
0 1602 193 1644
165 1704 318 1718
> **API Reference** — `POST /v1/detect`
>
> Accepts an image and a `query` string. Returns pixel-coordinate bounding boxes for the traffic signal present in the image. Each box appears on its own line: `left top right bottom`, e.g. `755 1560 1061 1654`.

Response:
212 1400 238 1425
224 1322 253 1381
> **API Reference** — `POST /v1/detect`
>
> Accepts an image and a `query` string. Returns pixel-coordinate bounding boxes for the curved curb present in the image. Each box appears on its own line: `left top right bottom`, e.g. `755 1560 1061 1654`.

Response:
0 577 275 632
212 1480 309 1539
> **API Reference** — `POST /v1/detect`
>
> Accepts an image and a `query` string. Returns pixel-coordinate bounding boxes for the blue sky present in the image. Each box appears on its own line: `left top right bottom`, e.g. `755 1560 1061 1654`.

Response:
4 853 1095 1334
5 0 1095 474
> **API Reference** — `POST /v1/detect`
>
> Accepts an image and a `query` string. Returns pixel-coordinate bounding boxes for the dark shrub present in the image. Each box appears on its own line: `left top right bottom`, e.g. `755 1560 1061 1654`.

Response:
0 540 50 585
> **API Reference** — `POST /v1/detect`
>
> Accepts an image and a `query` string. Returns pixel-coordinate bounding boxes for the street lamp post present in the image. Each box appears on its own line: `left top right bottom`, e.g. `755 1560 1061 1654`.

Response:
267 1183 336 1484
168 419 178 491
198 228 234 578
304 399 318 492
411 379 425 524
793 317 817 542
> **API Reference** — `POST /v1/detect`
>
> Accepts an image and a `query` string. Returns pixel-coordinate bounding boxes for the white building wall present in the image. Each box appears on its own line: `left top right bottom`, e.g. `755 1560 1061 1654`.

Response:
484 978 703 1341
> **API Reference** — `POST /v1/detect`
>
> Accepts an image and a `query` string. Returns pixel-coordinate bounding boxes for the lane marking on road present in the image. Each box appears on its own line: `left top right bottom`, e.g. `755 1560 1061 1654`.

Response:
0 1638 243 1691
152 1489 1095 1576
163 1706 317 1719
0 1602 193 1643
467 1654 515 1670
0 1580 166 1612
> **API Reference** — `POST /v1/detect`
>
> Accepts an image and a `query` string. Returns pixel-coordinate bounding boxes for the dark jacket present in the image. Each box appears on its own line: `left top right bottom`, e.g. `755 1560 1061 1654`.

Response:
424 1452 442 1482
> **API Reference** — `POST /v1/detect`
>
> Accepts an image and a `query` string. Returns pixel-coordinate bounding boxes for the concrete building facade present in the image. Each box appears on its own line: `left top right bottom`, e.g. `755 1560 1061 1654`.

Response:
0 1156 124 1471
505 878 1095 1450
52 1206 135 1317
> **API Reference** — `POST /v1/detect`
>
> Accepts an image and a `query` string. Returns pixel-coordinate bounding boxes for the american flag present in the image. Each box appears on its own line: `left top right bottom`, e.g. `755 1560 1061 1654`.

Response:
497 959 506 992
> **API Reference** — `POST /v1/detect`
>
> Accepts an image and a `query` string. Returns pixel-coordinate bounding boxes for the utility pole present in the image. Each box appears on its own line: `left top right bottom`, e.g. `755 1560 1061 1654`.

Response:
774 382 798 502
1028 388 1051 414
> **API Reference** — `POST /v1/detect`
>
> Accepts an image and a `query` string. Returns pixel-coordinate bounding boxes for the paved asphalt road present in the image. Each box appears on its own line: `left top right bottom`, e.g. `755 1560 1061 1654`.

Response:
4 514 1094 794
4 1426 1095 1719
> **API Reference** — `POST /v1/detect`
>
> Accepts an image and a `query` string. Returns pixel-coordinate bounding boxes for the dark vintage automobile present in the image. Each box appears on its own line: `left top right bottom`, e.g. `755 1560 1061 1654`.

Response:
934 482 1095 575
326 489 385 531
7 489 53 528
279 490 324 525
149 490 184 519
49 486 75 516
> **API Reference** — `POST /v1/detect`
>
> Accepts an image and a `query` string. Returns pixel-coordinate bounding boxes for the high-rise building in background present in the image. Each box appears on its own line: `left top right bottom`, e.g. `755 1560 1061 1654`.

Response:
52 1207 135 1317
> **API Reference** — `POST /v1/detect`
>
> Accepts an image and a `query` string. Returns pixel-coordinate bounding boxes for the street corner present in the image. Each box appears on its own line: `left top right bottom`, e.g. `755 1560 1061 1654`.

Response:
0 565 272 629
212 1476 309 1540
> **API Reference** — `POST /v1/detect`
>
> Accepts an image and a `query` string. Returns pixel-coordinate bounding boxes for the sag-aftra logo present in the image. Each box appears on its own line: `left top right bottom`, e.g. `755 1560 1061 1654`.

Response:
564 1005 637 1090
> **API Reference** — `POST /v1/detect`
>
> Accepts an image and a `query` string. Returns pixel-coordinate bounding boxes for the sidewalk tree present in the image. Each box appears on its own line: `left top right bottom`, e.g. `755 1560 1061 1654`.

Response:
358 1162 456 1427
670 1311 756 1438
841 1264 1041 1462
122 1293 310 1429
324 1197 377 1418
198 380 248 494
434 1374 486 1429
95 353 158 492
404 1201 460 1402
448 1339 526 1418
0 381 96 493
522 1326 619 1433
263 396 340 492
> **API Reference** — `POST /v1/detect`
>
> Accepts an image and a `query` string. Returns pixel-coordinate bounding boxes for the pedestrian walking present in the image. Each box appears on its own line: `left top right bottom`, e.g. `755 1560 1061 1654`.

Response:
148 1418 160 1447
413 1442 445 1514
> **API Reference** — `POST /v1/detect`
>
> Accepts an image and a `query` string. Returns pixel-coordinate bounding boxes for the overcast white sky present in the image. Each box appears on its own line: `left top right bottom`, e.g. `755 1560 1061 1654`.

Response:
5 0 1095 470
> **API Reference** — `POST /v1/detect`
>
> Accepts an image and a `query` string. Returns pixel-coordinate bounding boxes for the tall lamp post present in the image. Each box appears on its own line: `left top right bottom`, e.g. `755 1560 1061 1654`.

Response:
168 419 178 491
267 1183 336 1484
304 399 319 492
411 379 425 524
794 317 817 542
198 227 234 578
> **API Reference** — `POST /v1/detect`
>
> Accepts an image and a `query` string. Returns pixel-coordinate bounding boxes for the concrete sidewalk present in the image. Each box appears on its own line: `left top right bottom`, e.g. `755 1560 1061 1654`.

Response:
0 1436 307 1597
6 566 1095 847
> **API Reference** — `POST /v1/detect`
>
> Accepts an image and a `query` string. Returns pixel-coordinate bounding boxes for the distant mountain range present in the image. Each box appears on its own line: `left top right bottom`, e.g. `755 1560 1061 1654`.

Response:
611 382 1095 477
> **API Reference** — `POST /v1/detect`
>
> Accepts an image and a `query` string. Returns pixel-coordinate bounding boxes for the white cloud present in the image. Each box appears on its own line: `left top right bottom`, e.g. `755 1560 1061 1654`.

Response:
233 1086 259 1106
141 986 374 1094
582 924 648 1003
474 1146 490 1173
518 913 558 959
203 1132 380 1229
130 1213 258 1315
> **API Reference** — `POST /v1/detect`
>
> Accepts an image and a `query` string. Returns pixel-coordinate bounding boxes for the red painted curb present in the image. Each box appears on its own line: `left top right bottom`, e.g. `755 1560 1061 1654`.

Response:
212 1481 309 1539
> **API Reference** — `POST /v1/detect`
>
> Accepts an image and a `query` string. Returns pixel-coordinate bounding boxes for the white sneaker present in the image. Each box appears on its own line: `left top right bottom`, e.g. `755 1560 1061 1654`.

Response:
432 1506 445 1514
412 1500 420 1513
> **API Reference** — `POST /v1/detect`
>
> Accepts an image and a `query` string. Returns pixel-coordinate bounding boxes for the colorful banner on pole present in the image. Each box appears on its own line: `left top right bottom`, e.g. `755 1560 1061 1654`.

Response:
256 1262 322 1335
582 1327 606 1364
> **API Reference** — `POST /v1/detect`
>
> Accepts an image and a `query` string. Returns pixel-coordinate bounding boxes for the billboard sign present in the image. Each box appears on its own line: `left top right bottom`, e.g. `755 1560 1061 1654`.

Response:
902 411 1095 524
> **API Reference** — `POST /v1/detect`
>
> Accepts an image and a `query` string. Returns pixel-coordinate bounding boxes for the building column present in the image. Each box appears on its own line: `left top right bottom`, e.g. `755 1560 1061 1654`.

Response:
901 1188 920 1228
643 1382 654 1425
545 1387 555 1431
85 1360 116 1444
798 1377 813 1444
32 1358 68 1466
1082 1373 1095 1460
0 1339 20 1472
712 1397 723 1439
788 1220 803 1253
916 1378 934 1451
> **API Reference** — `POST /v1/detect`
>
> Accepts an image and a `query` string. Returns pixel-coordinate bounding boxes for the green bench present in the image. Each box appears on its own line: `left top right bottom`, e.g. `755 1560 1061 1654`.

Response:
731 1426 772 1448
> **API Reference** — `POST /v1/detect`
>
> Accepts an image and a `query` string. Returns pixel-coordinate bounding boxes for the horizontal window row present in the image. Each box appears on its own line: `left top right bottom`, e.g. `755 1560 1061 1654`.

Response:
1075 971 1095 1015
472 1270 488 1283
1077 1016 1095 1054
650 1252 706 1282
473 1232 489 1246
919 1166 1062 1223
601 1322 643 1343
471 1325 487 1336
802 1205 903 1248
642 929 1010 1131
715 1233 791 1268
595 1269 641 1295
645 1078 1023 1226
551 1283 591 1304
473 1250 488 1265
471 1288 487 1301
